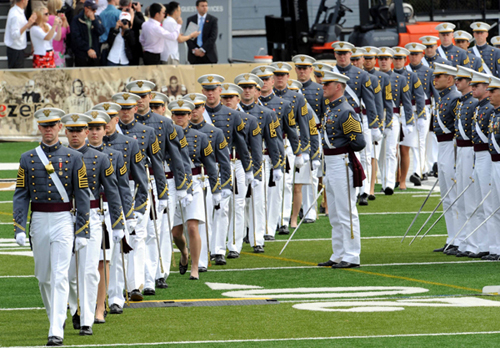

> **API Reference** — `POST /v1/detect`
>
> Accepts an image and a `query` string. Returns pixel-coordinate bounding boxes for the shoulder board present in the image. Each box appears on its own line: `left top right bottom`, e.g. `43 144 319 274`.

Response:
170 127 178 140
342 113 362 135
16 166 25 188
204 142 213 157
78 160 88 189
119 163 127 176
105 162 114 177
151 137 160 155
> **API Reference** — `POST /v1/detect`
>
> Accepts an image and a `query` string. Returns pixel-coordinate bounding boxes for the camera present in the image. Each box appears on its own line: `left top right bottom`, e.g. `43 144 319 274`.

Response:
121 19 130 26
57 3 70 14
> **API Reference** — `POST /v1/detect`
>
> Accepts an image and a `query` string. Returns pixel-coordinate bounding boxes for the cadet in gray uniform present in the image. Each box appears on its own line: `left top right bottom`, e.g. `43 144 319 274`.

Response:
452 66 479 257
125 80 191 296
316 71 366 269
13 108 90 347
491 36 500 49
470 22 500 76
85 109 134 324
454 31 483 72
198 74 252 266
332 42 380 205
63 113 124 337
252 65 303 237
420 35 453 70
435 23 472 68
363 46 394 200
393 47 426 188
431 63 461 254
185 93 232 269
169 100 220 280
377 47 414 195
97 101 147 314
149 92 169 117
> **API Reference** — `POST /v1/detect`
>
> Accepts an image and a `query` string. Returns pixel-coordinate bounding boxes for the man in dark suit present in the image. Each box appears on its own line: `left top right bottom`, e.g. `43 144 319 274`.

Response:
185 0 218 64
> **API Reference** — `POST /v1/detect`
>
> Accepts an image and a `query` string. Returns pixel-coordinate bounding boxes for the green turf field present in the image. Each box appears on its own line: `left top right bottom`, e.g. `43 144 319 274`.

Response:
1 142 499 347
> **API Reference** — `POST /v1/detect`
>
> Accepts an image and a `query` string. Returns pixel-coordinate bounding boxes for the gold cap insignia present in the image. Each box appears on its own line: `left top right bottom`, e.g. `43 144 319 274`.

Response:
287 80 292 86
259 67 266 72
190 94 196 101
412 44 416 48
352 48 357 53
103 103 110 111
277 63 283 69
366 48 371 52
151 93 156 99
71 115 79 122
426 37 431 42
300 56 305 62
395 48 400 52
457 32 462 36
339 42 344 48
123 93 130 100
207 76 214 82
178 100 184 107
317 64 323 69
137 81 144 88
477 23 481 28
91 111 98 119
244 74 250 80
43 110 51 117
222 83 229 90
381 48 386 53
443 24 448 29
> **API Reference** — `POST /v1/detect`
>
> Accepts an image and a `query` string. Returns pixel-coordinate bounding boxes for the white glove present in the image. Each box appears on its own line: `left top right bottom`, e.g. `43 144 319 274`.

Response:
312 160 321 171
181 193 193 208
404 124 414 136
295 155 304 169
126 218 137 234
112 229 124 243
158 199 168 213
273 169 283 182
221 188 232 199
417 117 426 129
251 178 260 188
383 126 391 137
15 232 26 247
74 237 87 252
135 212 144 226
245 171 253 186
212 192 221 206
176 189 187 202
371 128 383 142
302 153 310 163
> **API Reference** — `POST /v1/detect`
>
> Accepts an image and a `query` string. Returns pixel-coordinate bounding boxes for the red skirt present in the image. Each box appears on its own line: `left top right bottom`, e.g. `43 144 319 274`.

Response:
33 50 56 68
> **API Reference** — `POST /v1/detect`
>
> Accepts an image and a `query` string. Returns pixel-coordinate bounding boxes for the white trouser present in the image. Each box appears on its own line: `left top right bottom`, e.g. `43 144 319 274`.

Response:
455 146 476 252
359 114 372 195
226 160 246 252
31 211 73 338
246 164 265 247
302 165 318 220
426 130 438 172
128 180 149 291
213 194 230 255
437 140 458 243
158 177 176 279
69 208 101 327
282 142 295 226
324 154 361 264
145 176 165 290
471 151 493 253
380 117 400 190
266 155 283 236
199 180 212 268
489 161 500 255
411 106 431 175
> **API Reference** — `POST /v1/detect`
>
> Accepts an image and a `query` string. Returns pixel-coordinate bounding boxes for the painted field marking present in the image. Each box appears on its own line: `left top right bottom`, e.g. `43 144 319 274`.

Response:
5 331 500 348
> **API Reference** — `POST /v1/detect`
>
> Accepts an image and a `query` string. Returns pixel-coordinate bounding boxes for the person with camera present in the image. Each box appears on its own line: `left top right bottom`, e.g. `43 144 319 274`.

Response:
98 0 121 65
70 0 105 66
31 6 62 68
47 0 70 67
106 11 135 66
118 0 144 65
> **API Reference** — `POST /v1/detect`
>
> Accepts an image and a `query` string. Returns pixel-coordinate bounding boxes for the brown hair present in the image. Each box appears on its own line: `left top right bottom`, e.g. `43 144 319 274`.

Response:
47 0 62 15
34 7 50 31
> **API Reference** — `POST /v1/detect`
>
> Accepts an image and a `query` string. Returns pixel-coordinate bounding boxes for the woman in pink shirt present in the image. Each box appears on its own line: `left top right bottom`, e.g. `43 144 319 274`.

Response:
47 0 70 67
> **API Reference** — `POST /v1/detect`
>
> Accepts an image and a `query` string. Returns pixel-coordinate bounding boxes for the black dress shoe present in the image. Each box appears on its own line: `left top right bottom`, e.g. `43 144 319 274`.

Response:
189 275 199 280
215 254 226 265
303 218 315 224
72 312 81 330
456 250 470 257
143 288 155 296
358 193 368 206
210 253 216 261
253 245 264 253
395 181 400 188
317 260 337 267
469 252 489 259
433 244 448 252
384 187 394 195
227 251 240 259
332 261 360 268
264 235 275 241
199 267 207 272
179 260 188 275
47 336 63 346
94 318 105 324
319 206 326 214
243 236 249 244
79 326 93 336
368 194 376 201
130 289 143 301
278 225 290 235
445 247 458 256
299 208 304 219
109 304 123 314
410 173 422 186
421 173 428 181
483 254 498 260
155 278 168 289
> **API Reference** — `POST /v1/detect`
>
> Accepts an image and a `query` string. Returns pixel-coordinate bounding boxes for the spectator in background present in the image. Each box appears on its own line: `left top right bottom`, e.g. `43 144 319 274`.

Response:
118 0 144 65
47 0 70 67
31 6 62 68
96 0 107 15
186 0 218 64
161 1 199 65
70 0 105 66
4 0 37 69
106 11 135 66
74 0 86 15
98 0 121 65
140 3 180 65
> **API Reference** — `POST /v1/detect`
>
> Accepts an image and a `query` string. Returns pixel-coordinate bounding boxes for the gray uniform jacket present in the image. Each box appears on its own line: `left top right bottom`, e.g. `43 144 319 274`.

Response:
472 97 495 147
455 92 478 141
469 43 500 76
425 55 452 69
488 107 500 155
385 70 414 128
366 68 393 130
13 141 91 238
394 68 426 120
103 131 148 214
190 120 232 191
367 73 384 127
334 64 379 129
238 111 263 180
135 109 190 192
301 79 326 120
118 119 168 199
433 86 461 136
408 63 436 105
77 143 124 231
205 102 252 173
439 44 471 68
468 52 483 72
182 127 220 194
